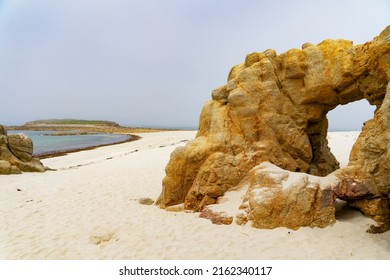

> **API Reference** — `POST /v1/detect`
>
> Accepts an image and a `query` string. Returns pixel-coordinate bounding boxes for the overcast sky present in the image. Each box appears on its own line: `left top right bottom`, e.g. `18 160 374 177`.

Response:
1 0 389 130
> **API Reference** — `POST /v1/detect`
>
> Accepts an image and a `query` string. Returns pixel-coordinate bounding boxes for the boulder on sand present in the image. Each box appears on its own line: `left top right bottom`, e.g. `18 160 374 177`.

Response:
0 124 46 174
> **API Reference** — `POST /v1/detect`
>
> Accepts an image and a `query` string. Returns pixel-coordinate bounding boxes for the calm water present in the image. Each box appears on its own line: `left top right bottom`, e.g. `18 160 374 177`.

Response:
9 130 131 156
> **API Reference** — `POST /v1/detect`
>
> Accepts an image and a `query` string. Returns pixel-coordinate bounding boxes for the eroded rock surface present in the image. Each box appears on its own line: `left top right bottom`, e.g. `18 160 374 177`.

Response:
201 162 338 229
160 26 390 231
0 125 46 174
335 83 390 231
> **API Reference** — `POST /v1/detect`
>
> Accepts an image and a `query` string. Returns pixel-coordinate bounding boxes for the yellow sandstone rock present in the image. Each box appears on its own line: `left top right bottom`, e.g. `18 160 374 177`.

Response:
0 125 46 174
160 26 390 231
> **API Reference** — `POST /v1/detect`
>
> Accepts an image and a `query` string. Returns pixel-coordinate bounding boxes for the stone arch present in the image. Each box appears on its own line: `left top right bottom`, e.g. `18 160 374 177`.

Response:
159 26 390 231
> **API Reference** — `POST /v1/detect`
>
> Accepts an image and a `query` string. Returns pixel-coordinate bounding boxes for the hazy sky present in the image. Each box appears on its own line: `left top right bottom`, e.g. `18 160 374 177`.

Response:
1 0 389 130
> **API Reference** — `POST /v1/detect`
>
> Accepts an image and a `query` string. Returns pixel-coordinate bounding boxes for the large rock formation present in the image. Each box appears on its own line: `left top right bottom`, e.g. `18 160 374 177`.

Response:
0 125 46 174
159 26 390 231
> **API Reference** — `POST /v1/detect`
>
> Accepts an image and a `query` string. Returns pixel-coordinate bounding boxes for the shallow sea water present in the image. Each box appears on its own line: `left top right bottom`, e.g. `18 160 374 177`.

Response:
8 130 130 156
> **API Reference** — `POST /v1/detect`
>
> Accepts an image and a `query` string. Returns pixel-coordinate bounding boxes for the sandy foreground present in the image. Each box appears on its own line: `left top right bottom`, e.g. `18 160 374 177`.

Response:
0 131 389 260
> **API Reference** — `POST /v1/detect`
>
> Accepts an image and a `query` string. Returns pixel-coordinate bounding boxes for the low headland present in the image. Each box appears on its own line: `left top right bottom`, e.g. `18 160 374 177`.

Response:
6 119 177 134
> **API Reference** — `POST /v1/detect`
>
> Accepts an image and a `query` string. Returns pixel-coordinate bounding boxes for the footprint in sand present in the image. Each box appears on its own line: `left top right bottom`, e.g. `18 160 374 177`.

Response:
90 232 117 245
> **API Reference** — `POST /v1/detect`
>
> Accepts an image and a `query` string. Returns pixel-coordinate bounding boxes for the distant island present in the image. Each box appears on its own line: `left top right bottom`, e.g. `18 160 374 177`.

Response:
6 119 175 134
25 119 121 127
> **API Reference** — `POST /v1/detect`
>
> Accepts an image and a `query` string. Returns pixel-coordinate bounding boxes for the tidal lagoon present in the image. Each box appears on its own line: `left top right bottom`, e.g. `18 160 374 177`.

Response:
9 130 132 156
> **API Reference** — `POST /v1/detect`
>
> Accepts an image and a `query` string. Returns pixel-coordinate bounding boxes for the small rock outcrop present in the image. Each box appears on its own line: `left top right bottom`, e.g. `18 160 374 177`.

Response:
0 124 46 174
159 26 390 231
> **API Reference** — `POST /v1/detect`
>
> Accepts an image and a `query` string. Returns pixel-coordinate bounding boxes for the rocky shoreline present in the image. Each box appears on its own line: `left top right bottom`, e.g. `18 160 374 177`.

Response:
43 131 100 136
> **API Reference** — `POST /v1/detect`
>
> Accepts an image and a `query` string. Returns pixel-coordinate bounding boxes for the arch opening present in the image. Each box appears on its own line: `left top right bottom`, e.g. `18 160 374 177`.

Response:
326 99 377 221
326 99 375 168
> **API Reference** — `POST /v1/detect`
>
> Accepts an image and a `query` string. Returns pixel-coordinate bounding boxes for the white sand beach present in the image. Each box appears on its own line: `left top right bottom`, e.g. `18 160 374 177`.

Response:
0 131 389 260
